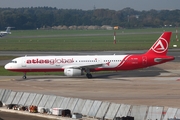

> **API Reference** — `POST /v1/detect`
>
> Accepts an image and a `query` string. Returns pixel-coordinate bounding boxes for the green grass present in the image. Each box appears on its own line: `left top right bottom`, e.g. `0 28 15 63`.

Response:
0 27 179 51
9 27 177 36
0 56 18 60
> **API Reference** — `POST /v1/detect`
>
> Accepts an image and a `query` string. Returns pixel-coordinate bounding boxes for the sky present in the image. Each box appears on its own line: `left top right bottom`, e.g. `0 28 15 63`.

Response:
0 0 180 11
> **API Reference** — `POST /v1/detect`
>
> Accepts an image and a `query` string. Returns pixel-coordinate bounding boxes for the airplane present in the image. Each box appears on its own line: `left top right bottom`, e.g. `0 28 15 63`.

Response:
4 32 175 79
0 27 13 37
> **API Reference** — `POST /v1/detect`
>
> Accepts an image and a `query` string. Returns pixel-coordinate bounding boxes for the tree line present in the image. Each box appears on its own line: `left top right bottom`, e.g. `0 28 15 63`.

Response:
0 7 180 30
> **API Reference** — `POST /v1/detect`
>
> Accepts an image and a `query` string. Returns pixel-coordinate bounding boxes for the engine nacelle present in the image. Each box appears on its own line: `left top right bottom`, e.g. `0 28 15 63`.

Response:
64 68 83 77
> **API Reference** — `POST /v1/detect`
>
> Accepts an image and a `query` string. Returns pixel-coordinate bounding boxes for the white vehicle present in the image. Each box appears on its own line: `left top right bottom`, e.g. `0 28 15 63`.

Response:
4 32 175 79
0 27 13 37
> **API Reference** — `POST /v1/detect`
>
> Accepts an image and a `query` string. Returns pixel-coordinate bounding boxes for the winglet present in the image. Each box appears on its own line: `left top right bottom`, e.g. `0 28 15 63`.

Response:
145 32 172 56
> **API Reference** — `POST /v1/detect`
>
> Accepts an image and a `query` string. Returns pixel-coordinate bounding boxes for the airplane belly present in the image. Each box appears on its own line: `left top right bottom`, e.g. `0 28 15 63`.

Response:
20 64 63 72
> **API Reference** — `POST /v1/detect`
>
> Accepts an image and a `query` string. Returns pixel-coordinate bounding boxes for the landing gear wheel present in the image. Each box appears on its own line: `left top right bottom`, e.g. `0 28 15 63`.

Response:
22 76 26 79
86 73 92 79
23 73 27 79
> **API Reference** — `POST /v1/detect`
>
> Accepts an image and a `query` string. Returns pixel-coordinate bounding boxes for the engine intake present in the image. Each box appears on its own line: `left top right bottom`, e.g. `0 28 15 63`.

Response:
64 68 83 77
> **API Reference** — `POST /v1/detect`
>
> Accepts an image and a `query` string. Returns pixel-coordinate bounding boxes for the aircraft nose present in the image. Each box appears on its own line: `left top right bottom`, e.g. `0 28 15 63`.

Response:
4 63 10 70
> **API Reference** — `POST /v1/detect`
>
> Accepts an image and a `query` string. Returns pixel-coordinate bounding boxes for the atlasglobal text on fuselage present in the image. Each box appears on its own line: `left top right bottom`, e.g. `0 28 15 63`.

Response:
4 32 175 79
26 58 74 64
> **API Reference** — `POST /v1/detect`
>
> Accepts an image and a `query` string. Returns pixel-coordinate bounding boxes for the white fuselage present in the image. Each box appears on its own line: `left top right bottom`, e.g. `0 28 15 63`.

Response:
5 55 128 72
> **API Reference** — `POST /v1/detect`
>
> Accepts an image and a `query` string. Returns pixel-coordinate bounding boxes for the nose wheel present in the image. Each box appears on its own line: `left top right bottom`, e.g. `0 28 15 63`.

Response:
22 73 27 79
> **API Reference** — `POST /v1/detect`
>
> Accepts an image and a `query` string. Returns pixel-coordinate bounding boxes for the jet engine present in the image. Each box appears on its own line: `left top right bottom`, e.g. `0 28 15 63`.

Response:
64 68 83 77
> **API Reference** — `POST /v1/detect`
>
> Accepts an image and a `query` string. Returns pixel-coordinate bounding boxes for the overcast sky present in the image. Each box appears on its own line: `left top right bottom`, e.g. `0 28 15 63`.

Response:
0 0 180 11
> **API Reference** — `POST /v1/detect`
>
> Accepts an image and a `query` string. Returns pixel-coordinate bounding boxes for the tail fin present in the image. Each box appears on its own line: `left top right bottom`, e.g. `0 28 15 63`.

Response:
5 27 11 32
145 32 172 56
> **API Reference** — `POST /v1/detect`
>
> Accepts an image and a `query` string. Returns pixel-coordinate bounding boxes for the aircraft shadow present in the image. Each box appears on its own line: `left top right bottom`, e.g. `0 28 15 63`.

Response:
14 66 170 81
93 66 170 78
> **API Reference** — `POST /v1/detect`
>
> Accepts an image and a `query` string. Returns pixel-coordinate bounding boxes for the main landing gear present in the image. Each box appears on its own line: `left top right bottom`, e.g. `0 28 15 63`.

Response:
86 73 92 79
85 68 93 79
22 72 27 79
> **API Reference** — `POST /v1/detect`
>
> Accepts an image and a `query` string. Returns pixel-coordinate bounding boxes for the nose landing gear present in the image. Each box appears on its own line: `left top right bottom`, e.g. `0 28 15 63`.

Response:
22 72 27 79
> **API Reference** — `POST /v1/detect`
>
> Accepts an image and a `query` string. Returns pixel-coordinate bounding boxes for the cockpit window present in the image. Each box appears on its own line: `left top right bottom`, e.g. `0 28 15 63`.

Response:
10 61 17 63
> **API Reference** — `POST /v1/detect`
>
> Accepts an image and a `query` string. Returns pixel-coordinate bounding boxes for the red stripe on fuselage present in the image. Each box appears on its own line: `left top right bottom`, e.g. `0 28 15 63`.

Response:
115 55 132 69
6 68 64 72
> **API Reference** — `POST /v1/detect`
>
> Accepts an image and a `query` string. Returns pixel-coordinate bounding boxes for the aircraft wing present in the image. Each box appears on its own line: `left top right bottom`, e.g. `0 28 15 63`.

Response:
62 63 103 69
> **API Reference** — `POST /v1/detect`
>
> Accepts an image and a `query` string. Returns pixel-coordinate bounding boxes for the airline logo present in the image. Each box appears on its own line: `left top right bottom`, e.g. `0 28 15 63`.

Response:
26 58 74 65
106 62 110 66
152 38 168 53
